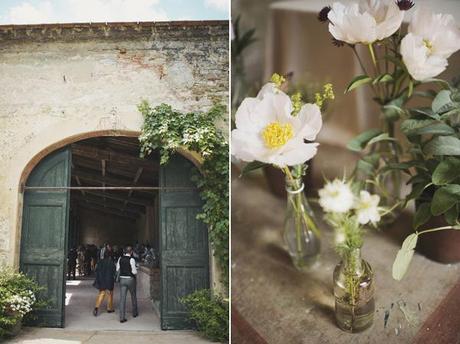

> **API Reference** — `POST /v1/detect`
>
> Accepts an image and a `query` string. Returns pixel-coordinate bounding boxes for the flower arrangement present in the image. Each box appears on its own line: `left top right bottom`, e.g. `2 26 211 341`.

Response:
318 178 387 332
232 73 334 269
319 0 460 280
319 0 460 214
0 267 45 338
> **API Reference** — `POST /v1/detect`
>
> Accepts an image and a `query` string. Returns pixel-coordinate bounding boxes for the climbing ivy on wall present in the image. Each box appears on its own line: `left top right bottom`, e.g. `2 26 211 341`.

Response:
138 102 229 290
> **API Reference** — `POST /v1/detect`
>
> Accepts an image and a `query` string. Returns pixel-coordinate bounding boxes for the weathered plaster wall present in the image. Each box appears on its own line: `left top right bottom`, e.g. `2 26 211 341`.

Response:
0 21 228 292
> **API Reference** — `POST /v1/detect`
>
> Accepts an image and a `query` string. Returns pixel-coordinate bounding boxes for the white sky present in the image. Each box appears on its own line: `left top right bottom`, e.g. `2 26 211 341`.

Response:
0 0 229 24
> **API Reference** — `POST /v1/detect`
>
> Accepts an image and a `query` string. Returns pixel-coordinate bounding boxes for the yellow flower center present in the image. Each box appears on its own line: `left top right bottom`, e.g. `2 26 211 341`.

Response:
423 39 433 53
262 122 294 149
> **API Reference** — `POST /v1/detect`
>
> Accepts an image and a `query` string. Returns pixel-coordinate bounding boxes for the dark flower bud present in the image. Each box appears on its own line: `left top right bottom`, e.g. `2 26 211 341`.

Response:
332 38 345 47
396 0 415 11
318 6 332 22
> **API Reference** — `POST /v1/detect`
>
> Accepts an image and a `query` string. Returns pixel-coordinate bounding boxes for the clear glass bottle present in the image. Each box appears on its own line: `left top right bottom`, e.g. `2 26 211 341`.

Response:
283 176 320 271
333 248 375 332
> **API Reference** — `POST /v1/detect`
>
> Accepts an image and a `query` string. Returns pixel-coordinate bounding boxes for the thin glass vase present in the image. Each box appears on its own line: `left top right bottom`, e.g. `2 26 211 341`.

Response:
333 248 375 333
283 176 320 271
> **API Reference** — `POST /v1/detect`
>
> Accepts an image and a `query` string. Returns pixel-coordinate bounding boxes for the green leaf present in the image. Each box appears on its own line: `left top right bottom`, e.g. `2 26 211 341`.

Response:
413 90 437 99
240 161 267 176
407 182 430 201
432 90 454 114
423 136 460 156
445 204 459 225
407 174 431 186
384 55 406 69
401 119 436 135
409 107 439 119
345 75 372 93
367 133 397 146
382 104 405 121
383 161 424 173
408 122 455 136
413 203 431 229
392 233 418 281
421 78 451 89
432 158 460 185
346 129 382 152
431 184 460 216
356 159 374 175
373 73 394 85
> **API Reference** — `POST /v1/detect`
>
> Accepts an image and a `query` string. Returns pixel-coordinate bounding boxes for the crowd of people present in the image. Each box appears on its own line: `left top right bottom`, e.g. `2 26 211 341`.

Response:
67 242 158 280
66 242 158 323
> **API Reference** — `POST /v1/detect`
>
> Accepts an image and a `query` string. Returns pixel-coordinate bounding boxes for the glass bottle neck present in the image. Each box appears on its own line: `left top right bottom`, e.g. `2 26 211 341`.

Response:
285 176 304 195
343 248 363 275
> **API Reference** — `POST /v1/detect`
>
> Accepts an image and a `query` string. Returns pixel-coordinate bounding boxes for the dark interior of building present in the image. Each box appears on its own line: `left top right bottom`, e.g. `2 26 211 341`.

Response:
68 137 159 252
64 136 161 330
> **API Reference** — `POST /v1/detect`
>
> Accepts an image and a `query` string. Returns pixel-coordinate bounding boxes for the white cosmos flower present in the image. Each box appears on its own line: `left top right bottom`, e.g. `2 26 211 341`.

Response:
401 6 460 81
328 0 404 45
354 190 381 225
318 179 354 213
231 83 322 167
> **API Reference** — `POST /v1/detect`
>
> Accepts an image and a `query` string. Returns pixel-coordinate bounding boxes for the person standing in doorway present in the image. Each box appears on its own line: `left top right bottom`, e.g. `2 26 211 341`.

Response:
116 246 138 323
93 250 116 316
67 247 77 280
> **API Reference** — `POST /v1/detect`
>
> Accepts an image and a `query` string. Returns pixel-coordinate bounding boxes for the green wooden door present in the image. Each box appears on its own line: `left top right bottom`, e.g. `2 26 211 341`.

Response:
159 155 210 330
20 148 71 328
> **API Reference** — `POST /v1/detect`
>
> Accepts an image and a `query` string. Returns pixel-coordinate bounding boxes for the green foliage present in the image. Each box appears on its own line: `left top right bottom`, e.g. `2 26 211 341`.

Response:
346 129 382 152
392 86 460 226
324 212 364 258
180 289 229 342
138 102 229 288
0 267 46 338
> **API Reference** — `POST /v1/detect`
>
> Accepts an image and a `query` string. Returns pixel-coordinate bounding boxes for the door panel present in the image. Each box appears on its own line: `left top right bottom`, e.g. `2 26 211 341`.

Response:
160 155 209 330
20 148 71 328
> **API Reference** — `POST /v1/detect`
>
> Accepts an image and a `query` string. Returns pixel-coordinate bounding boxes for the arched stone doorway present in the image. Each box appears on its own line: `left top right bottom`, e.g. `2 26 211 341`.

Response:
18 132 211 330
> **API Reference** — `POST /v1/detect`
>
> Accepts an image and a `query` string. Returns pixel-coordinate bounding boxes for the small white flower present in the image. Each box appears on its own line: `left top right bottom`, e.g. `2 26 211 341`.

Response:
318 179 355 213
334 229 346 245
354 190 381 225
232 83 322 167
328 0 404 45
401 6 460 81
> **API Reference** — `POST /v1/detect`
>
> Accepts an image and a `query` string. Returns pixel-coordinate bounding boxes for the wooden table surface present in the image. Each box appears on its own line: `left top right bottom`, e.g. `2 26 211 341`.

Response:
231 172 460 344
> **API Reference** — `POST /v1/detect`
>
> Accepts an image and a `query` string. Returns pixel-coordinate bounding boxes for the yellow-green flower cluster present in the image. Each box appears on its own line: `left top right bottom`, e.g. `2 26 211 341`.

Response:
291 92 302 116
271 73 286 88
315 83 335 109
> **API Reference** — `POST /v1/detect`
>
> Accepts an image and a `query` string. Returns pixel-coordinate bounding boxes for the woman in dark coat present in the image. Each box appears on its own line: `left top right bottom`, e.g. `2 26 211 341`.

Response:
93 249 116 316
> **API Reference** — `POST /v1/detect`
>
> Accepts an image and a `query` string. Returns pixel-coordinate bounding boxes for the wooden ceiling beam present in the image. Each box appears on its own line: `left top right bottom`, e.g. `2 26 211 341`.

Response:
85 190 153 206
71 143 158 170
74 197 142 216
125 167 144 207
73 168 143 187
72 193 144 214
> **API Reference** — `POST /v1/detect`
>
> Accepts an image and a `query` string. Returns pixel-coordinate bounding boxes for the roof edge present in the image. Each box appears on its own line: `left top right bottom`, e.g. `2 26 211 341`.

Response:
0 20 228 30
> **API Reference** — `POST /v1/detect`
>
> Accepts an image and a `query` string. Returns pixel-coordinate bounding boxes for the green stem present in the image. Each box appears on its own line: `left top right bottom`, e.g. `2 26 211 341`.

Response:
368 43 377 69
368 43 385 101
351 46 379 99
418 225 460 236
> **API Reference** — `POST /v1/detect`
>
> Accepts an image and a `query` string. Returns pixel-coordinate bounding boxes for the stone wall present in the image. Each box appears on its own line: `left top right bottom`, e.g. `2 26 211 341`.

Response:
0 20 228 291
